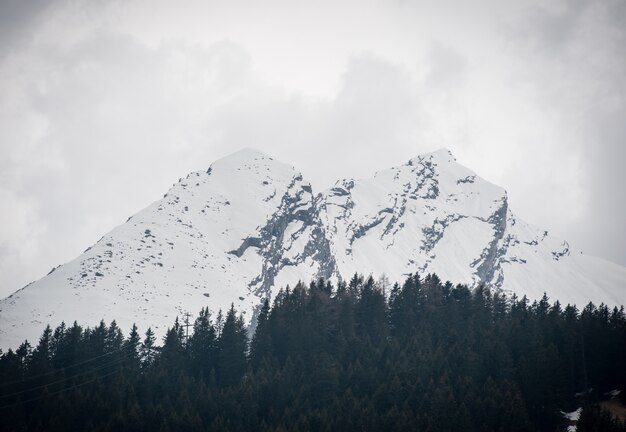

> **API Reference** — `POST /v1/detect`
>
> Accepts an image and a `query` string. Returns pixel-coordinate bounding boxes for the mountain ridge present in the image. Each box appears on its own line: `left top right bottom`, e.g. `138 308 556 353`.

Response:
1 148 624 350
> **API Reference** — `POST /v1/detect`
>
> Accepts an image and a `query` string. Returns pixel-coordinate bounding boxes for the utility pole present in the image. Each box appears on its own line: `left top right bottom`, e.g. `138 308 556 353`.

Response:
183 312 192 345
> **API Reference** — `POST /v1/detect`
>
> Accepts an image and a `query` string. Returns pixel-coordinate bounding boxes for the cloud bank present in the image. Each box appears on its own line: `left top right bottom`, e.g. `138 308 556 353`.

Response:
0 0 624 297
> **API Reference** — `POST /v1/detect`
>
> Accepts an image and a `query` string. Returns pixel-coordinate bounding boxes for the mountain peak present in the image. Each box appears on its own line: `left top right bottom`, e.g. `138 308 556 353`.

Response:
211 148 272 167
231 147 271 159
408 148 456 166
206 148 298 179
2 146 625 351
203 150 312 203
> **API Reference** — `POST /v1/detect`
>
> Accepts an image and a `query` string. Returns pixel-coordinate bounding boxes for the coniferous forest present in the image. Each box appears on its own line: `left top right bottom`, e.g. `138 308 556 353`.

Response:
1 273 626 431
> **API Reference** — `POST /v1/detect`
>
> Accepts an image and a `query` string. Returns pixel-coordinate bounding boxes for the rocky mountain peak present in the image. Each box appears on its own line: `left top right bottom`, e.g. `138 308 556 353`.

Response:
1 148 624 350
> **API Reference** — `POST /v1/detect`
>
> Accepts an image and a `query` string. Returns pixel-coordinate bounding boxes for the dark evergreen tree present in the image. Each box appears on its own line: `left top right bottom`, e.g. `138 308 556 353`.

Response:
30 325 53 373
216 305 248 386
1 273 625 432
125 323 141 368
250 299 272 369
141 327 157 368
160 318 186 368
188 307 217 377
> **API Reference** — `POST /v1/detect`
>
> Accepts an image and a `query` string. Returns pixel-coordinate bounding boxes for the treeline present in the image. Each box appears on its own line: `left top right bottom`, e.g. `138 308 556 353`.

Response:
1 273 625 431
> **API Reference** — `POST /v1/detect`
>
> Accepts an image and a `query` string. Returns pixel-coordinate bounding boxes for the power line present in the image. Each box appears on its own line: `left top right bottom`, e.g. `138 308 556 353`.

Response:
0 369 121 411
0 341 138 388
0 348 135 400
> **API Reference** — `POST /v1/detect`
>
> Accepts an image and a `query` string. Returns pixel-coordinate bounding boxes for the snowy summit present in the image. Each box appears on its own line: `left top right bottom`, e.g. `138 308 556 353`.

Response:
1 148 625 349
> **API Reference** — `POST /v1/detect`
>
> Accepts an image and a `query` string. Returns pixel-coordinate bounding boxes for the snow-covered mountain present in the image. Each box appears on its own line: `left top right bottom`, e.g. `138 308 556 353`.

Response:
320 149 626 307
1 149 625 349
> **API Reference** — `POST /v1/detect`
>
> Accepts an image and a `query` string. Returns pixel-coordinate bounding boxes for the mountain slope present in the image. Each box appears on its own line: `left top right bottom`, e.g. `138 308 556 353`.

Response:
0 149 329 349
320 149 626 307
1 148 624 349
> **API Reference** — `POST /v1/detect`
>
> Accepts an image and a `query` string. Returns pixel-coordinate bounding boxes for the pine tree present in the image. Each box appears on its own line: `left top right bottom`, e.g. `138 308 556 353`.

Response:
189 307 217 377
15 341 32 376
142 327 157 368
89 320 108 359
356 275 386 341
30 325 53 373
160 318 186 368
106 320 124 352
50 321 66 364
1 273 625 431
250 299 272 368
55 321 83 368
126 323 141 368
217 305 248 386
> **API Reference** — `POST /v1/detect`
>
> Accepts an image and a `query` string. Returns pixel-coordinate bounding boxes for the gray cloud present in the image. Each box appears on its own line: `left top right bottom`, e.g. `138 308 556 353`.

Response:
0 0 61 57
499 0 626 264
0 0 624 297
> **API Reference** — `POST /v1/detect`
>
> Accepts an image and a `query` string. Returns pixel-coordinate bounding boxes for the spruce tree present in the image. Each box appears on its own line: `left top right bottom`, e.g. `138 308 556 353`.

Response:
141 328 157 368
126 323 141 368
217 305 248 386
250 299 272 369
189 307 217 377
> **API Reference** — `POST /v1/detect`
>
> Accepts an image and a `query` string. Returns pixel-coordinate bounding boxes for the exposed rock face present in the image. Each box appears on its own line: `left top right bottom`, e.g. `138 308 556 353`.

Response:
1 148 625 350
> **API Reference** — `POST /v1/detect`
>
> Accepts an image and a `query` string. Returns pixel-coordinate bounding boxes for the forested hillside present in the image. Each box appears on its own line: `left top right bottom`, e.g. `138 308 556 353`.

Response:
1 273 625 431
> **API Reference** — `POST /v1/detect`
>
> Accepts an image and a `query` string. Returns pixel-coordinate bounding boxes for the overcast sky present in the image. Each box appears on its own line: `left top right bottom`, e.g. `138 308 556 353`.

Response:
0 0 624 298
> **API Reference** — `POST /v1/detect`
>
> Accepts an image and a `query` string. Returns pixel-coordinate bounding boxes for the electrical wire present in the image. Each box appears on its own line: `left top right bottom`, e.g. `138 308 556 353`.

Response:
0 341 139 387
0 368 121 411
0 348 137 400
